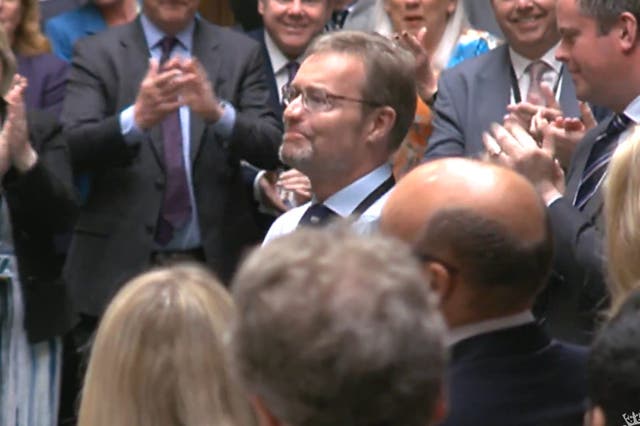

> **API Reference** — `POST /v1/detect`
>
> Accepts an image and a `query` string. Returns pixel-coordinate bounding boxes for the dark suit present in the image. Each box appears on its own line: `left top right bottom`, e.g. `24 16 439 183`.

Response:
425 45 582 159
246 27 283 120
17 53 68 118
439 322 587 426
62 17 282 317
5 110 77 342
537 118 613 344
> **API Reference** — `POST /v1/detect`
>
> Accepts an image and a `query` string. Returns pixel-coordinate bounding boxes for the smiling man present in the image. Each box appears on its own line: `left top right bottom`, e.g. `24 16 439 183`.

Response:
248 0 331 117
483 0 640 345
424 0 585 160
262 30 416 243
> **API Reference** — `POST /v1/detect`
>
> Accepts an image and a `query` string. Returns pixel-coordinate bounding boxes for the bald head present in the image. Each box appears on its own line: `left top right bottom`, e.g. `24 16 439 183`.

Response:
381 158 546 245
381 159 553 316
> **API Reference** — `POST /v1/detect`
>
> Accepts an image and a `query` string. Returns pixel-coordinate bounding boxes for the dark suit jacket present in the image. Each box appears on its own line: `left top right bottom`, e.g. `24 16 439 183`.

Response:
425 44 582 159
536 118 613 344
246 27 283 120
4 110 78 342
439 323 587 426
61 17 282 317
17 53 68 118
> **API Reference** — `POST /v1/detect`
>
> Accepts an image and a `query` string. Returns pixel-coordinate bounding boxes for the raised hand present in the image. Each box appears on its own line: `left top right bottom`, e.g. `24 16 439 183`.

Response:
506 83 563 131
133 58 183 130
3 74 36 172
483 118 565 202
173 58 224 123
394 27 437 105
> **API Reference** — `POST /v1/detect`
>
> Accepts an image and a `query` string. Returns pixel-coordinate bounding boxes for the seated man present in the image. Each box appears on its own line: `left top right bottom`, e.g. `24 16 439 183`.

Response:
586 291 640 426
381 158 588 426
231 225 447 426
263 30 416 242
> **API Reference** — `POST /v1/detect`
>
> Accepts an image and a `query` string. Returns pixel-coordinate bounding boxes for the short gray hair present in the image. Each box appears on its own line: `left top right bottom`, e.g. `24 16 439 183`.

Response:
578 0 640 33
305 31 417 152
231 225 446 426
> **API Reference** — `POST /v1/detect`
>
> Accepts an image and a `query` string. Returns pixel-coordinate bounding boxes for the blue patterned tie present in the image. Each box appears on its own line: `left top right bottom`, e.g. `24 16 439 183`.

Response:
155 36 192 245
573 113 631 210
298 204 337 227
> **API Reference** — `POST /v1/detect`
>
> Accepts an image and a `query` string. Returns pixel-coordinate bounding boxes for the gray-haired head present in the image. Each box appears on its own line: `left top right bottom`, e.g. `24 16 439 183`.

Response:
231 225 446 426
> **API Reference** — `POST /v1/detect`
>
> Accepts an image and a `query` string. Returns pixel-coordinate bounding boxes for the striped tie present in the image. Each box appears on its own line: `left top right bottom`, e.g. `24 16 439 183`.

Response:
573 113 631 210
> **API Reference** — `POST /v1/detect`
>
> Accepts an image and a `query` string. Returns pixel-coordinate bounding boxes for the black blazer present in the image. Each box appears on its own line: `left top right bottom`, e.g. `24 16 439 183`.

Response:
61 17 282 316
4 110 78 342
537 116 614 344
440 323 587 426
246 27 283 121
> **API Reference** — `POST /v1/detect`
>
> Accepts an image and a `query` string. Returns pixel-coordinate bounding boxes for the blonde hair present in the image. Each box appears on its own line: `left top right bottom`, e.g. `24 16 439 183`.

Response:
78 264 255 426
13 0 50 55
604 124 640 315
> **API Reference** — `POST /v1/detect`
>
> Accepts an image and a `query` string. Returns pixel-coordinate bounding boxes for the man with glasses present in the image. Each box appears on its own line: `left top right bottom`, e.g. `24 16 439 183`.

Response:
262 30 416 243
380 158 588 426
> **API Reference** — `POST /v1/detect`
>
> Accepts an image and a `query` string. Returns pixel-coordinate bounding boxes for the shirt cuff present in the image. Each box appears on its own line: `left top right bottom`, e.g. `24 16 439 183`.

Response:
211 100 236 139
253 169 266 202
546 194 563 207
119 105 145 145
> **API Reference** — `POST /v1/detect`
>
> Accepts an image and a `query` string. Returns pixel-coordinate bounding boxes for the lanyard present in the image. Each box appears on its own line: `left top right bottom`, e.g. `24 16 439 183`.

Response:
351 175 395 217
508 63 564 104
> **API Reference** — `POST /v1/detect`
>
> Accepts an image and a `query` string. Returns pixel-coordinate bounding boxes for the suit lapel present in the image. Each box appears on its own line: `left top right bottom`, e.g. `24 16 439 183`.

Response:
119 20 166 167
477 47 511 145
190 21 221 163
250 29 282 117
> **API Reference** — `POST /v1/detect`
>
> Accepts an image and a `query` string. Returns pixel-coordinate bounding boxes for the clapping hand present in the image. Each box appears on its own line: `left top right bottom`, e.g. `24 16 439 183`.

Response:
394 27 437 105
0 74 36 177
506 83 563 131
483 118 565 203
133 58 184 130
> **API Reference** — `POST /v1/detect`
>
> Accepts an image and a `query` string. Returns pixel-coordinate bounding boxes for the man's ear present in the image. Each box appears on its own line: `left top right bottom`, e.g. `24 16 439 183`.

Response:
250 395 283 426
583 405 606 426
365 106 396 146
618 11 639 53
424 261 453 304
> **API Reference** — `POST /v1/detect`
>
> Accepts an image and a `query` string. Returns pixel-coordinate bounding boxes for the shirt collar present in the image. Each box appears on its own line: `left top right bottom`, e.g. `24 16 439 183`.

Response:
263 29 300 74
140 13 195 52
446 310 535 347
509 43 562 80
318 163 393 217
623 95 640 123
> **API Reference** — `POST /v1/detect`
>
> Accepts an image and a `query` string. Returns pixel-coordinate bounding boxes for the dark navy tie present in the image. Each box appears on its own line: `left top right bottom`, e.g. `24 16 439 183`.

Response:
298 203 337 227
155 36 192 245
574 113 631 210
327 9 349 31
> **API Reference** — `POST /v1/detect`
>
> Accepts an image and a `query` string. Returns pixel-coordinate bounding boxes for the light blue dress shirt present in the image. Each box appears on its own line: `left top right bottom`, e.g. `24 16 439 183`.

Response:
118 14 237 250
